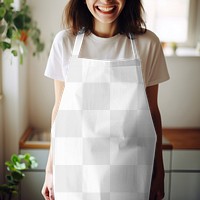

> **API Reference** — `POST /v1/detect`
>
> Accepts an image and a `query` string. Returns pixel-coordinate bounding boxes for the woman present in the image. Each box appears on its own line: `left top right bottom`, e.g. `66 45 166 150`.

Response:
42 0 169 199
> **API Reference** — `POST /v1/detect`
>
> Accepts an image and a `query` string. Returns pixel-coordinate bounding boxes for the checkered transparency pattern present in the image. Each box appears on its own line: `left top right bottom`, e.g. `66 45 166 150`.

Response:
51 58 156 200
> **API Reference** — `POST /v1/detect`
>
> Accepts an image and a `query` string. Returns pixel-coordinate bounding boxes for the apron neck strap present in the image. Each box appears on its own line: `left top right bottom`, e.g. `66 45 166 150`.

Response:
72 32 85 57
72 32 139 59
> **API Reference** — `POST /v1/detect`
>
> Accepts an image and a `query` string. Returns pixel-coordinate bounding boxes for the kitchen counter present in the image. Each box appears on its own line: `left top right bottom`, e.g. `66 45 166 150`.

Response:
163 128 200 149
19 128 200 200
19 127 173 150
20 127 200 150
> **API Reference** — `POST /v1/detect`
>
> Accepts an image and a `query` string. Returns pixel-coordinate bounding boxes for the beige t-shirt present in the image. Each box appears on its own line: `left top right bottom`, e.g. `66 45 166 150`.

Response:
45 29 169 87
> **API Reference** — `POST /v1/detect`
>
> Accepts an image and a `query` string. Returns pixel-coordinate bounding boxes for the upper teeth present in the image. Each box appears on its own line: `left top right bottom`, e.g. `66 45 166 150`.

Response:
98 6 114 12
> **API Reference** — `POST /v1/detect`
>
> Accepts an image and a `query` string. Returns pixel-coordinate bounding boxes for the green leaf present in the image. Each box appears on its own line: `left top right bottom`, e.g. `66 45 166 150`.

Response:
4 10 13 24
0 25 6 34
11 49 18 56
30 159 38 168
22 5 30 13
3 0 14 7
18 154 25 160
37 43 45 52
0 41 11 50
6 27 13 38
24 154 30 160
11 171 24 181
6 166 15 172
6 175 14 184
14 14 31 30
29 156 35 161
11 30 20 40
11 154 19 164
5 161 12 166
5 161 14 169
14 162 26 170
19 53 23 65
0 7 6 19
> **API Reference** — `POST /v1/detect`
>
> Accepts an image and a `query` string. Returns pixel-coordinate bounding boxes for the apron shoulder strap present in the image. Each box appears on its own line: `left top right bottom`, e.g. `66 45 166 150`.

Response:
129 33 139 60
72 32 85 57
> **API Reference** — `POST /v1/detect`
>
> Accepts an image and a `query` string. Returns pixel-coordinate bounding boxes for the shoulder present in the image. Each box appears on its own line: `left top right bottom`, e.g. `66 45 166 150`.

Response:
53 29 76 47
54 29 75 39
136 29 161 47
135 30 163 59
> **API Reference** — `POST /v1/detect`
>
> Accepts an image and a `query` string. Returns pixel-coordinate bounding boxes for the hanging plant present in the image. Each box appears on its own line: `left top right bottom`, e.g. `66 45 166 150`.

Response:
0 0 44 64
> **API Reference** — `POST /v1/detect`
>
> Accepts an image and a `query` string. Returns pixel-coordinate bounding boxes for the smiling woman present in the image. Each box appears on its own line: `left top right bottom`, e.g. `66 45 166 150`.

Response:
85 0 126 37
63 0 146 37
85 0 126 27
42 0 169 200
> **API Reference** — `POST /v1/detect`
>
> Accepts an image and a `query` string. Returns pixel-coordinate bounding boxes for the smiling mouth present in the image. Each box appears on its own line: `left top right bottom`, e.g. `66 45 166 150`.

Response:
96 6 116 13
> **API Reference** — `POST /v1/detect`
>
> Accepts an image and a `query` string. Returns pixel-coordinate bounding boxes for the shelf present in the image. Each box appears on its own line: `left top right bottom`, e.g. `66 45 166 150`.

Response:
19 127 172 150
19 128 50 149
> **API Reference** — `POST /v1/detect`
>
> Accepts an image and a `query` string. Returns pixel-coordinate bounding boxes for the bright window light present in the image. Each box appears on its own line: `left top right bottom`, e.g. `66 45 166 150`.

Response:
143 0 190 43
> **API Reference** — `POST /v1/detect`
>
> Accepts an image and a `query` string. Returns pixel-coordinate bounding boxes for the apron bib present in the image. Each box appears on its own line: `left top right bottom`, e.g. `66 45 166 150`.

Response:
51 33 157 200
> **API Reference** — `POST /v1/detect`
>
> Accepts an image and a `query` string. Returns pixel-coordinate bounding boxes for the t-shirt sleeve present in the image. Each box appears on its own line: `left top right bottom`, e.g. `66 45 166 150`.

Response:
142 33 170 87
44 31 65 81
147 41 169 87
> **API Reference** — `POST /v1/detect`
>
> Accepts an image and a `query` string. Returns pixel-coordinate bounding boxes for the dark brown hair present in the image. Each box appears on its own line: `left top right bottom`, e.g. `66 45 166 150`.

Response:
63 0 146 36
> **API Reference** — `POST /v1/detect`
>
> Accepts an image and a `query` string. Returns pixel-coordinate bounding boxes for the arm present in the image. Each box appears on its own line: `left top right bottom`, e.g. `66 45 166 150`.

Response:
42 80 65 200
46 80 65 173
146 84 165 200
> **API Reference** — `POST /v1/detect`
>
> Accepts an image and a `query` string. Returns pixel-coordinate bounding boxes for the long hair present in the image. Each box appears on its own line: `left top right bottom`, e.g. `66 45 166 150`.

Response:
63 0 146 36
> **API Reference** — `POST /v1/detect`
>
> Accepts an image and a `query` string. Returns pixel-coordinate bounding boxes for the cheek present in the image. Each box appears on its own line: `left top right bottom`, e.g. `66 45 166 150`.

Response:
120 0 126 9
121 2 126 11
86 1 94 13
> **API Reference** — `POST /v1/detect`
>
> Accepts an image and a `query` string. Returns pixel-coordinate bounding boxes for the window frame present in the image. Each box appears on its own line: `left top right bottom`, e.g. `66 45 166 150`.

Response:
186 0 199 47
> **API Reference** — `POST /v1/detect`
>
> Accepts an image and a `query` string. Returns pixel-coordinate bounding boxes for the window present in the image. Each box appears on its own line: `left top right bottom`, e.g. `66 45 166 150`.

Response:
143 0 198 46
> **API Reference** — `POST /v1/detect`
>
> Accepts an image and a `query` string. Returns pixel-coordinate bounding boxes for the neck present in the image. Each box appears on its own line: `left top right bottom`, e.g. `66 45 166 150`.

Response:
92 20 119 38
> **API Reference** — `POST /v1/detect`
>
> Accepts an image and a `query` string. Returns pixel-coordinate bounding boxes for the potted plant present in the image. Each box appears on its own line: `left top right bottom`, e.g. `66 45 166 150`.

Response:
0 0 44 64
0 153 38 200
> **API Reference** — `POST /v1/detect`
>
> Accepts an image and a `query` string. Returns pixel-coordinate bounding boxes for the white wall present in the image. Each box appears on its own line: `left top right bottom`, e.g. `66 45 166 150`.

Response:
2 53 29 161
0 50 3 184
26 0 67 130
159 56 200 128
0 98 3 184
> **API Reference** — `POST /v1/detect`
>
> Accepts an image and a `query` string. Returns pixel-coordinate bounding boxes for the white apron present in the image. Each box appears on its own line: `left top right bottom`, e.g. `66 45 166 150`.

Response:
51 33 157 200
